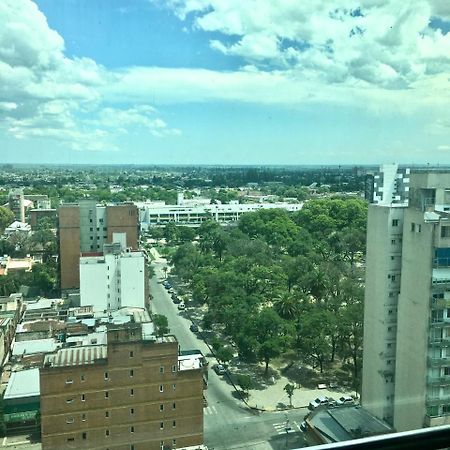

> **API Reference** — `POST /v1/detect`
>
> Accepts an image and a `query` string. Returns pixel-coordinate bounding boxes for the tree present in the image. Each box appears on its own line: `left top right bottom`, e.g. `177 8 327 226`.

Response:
0 207 14 233
163 222 179 243
236 374 253 396
274 293 301 320
216 346 234 366
284 383 295 407
153 314 170 337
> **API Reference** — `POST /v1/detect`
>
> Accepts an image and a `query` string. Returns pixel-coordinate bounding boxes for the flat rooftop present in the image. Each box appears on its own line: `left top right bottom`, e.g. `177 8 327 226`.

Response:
4 368 40 400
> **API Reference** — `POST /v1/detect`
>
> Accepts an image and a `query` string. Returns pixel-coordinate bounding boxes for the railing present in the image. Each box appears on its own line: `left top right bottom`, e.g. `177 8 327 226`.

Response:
427 376 450 386
428 356 450 366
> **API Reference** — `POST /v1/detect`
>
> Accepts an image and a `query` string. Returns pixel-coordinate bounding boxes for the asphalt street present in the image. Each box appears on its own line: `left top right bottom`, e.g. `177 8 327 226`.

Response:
150 259 309 450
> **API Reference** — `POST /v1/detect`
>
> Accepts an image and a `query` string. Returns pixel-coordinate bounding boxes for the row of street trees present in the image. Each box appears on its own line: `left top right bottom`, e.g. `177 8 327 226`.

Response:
170 198 367 389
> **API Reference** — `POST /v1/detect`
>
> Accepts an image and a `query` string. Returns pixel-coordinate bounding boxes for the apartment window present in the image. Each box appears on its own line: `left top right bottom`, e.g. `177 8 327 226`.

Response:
391 239 396 244
411 223 415 232
104 372 109 380
159 385 164 393
80 374 85 382
66 417 74 424
442 226 450 238
172 384 176 390
82 432 87 440
90 227 93 231
97 227 100 231
105 411 109 418
172 420 176 428
130 369 134 377
160 366 164 373
130 426 135 433
130 408 134 415
160 404 164 412
418 224 422 232
443 404 450 414
66 378 73 384
172 364 177 373
129 351 134 357
391 275 396 282
67 438 74 442
172 402 176 410
173 439 177 447
81 413 86 422
66 398 74 404
90 236 93 240
388 292 394 297
103 226 107 230
387 360 392 365
444 367 450 376
105 391 109 399
130 389 134 396
392 219 399 227
160 422 164 430
130 446 135 450
81 394 85 402
105 430 110 437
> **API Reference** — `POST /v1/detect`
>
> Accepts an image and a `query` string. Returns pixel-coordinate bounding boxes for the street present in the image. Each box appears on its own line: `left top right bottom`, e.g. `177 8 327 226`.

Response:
150 259 309 450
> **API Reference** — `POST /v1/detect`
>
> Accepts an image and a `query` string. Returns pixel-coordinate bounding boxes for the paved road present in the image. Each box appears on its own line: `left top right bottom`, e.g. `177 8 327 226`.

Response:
150 259 309 450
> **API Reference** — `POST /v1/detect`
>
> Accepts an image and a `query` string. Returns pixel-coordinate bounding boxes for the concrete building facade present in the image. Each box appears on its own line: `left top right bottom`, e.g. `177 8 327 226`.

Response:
362 165 450 431
80 238 147 312
59 200 138 290
40 323 204 450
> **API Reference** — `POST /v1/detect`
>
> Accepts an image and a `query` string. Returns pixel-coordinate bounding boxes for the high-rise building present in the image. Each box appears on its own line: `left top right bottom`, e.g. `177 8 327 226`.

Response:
59 200 138 290
80 234 148 312
40 323 204 450
362 164 450 431
8 188 25 223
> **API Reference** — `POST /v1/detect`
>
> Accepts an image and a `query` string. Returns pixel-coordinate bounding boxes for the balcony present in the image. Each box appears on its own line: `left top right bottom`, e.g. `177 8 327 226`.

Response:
431 298 450 309
428 356 450 367
429 337 450 347
427 376 450 386
426 395 450 406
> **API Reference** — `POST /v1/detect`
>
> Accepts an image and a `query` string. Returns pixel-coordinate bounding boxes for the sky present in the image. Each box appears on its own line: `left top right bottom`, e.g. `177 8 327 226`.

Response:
0 0 450 165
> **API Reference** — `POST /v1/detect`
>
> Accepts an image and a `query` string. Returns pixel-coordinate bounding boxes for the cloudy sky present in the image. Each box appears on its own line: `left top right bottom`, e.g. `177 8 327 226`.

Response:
1 0 449 165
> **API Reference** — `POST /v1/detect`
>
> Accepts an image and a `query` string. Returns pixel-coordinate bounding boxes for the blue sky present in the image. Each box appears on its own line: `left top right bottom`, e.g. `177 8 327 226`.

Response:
0 0 449 165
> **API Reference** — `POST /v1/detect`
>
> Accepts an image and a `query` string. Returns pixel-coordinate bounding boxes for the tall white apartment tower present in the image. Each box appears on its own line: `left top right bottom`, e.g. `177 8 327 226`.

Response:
362 165 450 431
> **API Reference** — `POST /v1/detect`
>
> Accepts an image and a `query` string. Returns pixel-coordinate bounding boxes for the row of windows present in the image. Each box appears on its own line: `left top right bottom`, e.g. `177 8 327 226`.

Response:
66 369 134 384
66 385 176 403
66 402 177 423
90 227 107 231
67 421 177 431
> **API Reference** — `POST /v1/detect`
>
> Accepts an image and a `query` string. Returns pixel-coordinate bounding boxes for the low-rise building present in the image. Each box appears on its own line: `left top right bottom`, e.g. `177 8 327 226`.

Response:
303 405 393 445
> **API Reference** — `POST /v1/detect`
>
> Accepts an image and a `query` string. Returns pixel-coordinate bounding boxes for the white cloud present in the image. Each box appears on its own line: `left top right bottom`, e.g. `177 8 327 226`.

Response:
0 0 179 151
437 144 450 151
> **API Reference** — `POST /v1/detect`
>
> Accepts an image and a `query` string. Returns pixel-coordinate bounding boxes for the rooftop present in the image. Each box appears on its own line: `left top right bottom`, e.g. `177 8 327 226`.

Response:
44 345 108 368
12 338 58 356
4 368 40 400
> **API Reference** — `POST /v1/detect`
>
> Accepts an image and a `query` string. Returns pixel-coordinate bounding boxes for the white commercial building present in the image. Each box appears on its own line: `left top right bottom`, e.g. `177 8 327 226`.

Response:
137 194 302 229
362 164 450 431
80 233 147 312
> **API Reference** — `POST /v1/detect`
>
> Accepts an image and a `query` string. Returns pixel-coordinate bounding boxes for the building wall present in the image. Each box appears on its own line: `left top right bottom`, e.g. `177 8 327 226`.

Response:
80 259 109 312
59 207 81 290
106 205 138 250
29 209 57 228
120 254 145 310
393 208 434 431
362 205 404 423
40 334 203 450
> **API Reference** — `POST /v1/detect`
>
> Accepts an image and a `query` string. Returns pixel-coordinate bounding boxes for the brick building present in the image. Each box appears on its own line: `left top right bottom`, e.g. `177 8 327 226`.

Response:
59 200 138 290
40 323 204 450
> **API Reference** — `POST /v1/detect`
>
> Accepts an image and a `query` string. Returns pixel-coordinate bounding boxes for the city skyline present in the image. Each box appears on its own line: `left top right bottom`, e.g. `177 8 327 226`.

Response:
1 0 450 165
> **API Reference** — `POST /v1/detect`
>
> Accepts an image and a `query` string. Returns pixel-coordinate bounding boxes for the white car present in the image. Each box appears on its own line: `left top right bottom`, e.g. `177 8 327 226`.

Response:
308 396 329 410
336 395 354 406
177 303 186 311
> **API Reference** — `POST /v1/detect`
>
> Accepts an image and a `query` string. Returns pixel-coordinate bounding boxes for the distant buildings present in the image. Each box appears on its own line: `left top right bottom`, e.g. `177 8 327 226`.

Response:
362 164 450 431
40 322 204 450
80 234 148 312
59 200 139 290
8 188 25 223
137 194 302 229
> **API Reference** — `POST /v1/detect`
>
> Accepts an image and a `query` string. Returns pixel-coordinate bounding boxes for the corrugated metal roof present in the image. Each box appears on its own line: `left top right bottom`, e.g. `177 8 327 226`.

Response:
44 345 107 367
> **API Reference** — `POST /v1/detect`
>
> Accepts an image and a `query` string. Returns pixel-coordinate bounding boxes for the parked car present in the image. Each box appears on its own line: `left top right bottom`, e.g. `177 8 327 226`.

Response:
172 296 181 304
336 395 354 406
300 421 307 432
213 364 226 375
177 303 185 311
308 396 330 410
190 323 199 332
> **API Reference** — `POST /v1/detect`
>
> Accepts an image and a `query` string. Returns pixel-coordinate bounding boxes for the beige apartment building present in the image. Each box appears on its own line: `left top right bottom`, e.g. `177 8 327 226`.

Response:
362 165 450 431
59 200 138 290
40 323 204 450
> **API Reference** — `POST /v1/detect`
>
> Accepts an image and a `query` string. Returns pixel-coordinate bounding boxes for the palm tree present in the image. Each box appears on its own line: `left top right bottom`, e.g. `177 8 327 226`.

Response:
274 293 301 320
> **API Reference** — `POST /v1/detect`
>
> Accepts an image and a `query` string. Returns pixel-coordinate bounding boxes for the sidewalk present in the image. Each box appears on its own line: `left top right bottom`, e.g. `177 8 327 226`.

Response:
246 373 353 411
